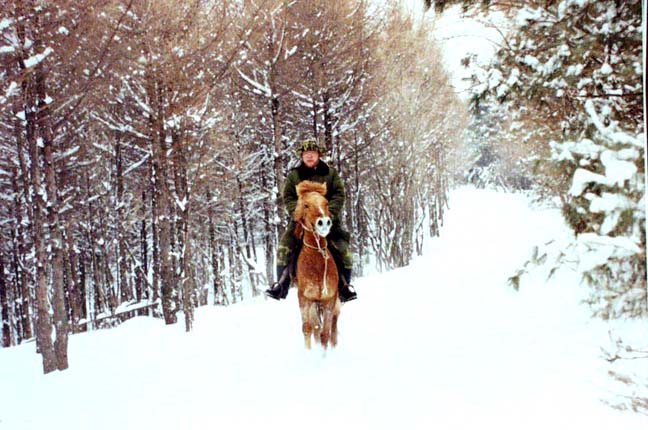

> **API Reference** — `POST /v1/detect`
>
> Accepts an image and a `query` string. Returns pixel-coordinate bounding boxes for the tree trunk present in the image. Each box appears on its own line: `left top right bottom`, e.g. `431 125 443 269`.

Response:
29 125 57 372
322 92 333 157
16 3 56 372
26 101 56 370
9 225 24 343
65 221 83 333
150 159 160 307
137 189 148 316
155 165 176 324
260 167 275 285
1 255 11 347
235 176 259 296
115 137 132 303
10 167 32 341
90 245 104 327
41 106 69 371
78 250 88 329
182 224 194 332
228 229 242 302
86 172 105 327
172 133 193 331
151 132 176 324
271 95 285 223
207 191 226 306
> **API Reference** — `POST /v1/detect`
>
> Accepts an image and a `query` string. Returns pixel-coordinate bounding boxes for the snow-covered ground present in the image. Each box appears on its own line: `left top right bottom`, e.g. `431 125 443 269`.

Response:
1 187 646 430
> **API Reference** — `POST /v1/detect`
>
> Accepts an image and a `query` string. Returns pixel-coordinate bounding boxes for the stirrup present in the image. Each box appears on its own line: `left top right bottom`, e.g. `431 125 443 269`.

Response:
339 283 357 303
265 282 283 300
266 279 290 300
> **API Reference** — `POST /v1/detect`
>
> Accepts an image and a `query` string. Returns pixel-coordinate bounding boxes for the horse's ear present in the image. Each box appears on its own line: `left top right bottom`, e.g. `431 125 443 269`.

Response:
296 180 327 197
319 182 327 196
293 200 303 223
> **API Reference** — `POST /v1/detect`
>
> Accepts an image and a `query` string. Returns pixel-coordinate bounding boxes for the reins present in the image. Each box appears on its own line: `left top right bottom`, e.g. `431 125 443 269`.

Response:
300 221 331 296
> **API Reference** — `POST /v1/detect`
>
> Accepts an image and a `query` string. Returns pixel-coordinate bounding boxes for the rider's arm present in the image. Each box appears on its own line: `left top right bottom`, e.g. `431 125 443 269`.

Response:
328 169 345 221
283 170 299 217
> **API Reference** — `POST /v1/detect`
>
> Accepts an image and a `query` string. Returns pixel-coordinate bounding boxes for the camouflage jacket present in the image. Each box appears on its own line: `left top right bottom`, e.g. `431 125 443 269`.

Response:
283 161 345 222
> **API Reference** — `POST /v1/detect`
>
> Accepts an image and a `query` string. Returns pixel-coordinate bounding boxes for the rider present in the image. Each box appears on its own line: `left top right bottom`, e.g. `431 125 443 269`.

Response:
265 139 357 303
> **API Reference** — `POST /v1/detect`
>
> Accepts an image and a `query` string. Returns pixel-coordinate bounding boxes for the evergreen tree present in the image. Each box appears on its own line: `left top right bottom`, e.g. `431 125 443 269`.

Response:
436 0 645 317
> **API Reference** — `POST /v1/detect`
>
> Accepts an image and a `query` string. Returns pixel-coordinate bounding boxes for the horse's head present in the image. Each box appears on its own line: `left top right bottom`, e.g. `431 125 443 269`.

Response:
294 180 332 237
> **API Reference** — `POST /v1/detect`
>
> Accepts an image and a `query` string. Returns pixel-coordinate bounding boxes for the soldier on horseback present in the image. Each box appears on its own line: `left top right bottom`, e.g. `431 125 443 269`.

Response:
265 139 357 303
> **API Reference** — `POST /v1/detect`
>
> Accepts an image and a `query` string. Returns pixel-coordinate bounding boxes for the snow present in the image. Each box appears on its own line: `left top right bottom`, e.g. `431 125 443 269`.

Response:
523 54 541 70
431 5 507 101
0 17 12 31
113 299 161 316
576 232 642 271
569 168 612 196
600 63 613 75
1 187 645 430
566 64 584 76
600 150 638 185
175 196 188 211
55 145 80 161
237 67 272 97
285 45 298 58
516 6 544 26
589 192 634 214
4 81 18 98
23 47 54 68
566 138 639 197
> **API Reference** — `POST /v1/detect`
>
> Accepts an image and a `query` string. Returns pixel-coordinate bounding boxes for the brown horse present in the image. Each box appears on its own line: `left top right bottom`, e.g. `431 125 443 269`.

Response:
293 180 340 349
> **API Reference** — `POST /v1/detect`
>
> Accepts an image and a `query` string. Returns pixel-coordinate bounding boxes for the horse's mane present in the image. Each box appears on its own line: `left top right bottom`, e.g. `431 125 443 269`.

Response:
294 181 328 238
296 180 327 198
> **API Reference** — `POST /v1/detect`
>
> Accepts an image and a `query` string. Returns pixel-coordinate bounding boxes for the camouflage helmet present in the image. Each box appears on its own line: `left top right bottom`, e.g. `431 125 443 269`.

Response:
296 138 326 155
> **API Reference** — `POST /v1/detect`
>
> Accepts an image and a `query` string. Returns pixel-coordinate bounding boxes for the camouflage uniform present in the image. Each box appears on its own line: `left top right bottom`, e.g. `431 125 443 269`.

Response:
277 160 353 270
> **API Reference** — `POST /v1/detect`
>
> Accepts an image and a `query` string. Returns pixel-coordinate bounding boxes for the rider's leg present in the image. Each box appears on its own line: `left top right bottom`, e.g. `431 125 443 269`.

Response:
328 244 357 303
265 264 290 300
265 224 295 300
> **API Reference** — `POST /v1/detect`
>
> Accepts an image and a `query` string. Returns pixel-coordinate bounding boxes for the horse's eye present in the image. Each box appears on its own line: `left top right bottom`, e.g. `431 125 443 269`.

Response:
304 204 309 209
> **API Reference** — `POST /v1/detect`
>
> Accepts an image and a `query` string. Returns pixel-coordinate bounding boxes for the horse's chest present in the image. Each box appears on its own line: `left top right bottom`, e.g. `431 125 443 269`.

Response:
297 251 337 299
298 252 326 278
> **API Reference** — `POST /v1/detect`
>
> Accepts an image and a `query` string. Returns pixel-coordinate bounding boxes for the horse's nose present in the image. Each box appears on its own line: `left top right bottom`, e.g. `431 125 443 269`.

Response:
315 217 332 236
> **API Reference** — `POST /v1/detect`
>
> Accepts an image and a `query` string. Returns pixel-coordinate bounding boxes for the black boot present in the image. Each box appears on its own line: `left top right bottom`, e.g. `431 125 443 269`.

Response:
338 267 357 303
265 265 290 300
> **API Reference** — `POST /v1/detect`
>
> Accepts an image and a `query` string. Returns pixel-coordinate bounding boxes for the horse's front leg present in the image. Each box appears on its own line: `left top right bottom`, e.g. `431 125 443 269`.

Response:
320 301 337 349
298 295 314 349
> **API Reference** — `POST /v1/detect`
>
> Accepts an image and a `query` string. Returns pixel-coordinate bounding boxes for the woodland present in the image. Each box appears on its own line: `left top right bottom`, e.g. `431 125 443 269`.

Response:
0 0 645 388
0 0 465 372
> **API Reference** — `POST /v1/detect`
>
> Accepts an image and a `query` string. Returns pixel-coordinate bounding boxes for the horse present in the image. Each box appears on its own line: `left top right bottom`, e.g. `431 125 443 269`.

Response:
293 180 341 349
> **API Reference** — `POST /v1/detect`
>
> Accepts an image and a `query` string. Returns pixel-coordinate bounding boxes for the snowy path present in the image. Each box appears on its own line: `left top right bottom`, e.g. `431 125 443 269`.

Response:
0 187 645 430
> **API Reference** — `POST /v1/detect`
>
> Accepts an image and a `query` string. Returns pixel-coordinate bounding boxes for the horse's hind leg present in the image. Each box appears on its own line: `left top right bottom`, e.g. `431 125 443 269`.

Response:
330 300 340 348
331 313 338 348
